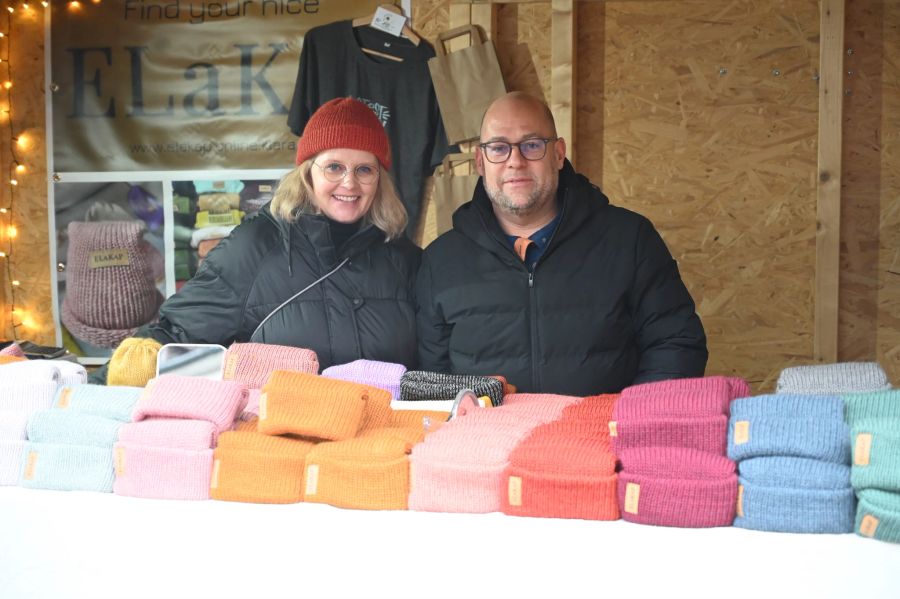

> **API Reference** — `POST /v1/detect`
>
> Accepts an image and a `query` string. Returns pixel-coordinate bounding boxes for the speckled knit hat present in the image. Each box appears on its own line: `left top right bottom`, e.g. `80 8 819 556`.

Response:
776 362 891 395
400 371 505 406
61 221 164 348
222 342 319 389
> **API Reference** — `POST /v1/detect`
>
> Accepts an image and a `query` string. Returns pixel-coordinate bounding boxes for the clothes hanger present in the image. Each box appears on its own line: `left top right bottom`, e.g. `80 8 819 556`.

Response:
352 3 421 62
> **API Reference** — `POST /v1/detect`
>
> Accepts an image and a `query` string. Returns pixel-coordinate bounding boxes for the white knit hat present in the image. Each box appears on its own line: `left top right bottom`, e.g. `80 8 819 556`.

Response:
776 362 891 395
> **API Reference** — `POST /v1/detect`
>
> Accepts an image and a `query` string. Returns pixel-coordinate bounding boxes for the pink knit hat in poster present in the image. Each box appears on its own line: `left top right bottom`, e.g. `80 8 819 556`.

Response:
617 446 738 528
61 221 164 348
222 342 319 389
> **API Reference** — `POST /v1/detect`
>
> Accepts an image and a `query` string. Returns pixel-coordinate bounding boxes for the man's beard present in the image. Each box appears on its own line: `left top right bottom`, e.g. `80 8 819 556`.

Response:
485 181 553 218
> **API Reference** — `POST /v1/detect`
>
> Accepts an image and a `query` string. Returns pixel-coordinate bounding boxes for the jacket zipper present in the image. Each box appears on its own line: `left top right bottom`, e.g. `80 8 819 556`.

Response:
528 271 541 391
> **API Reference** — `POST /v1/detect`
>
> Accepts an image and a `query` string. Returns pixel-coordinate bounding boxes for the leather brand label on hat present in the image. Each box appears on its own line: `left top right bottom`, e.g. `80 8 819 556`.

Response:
23 451 38 481
259 184 273 192
305 464 319 496
114 447 126 475
88 248 131 269
223 355 237 380
624 482 640 514
854 433 873 466
608 421 618 437
258 393 268 420
508 476 522 507
213 181 225 189
57 387 73 408
210 459 220 489
734 420 750 445
208 212 237 226
737 484 744 517
859 514 879 538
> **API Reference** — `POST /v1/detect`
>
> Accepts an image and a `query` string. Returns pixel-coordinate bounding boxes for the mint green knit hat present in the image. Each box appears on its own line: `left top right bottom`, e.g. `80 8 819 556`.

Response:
843 390 900 426
850 420 900 492
855 488 900 544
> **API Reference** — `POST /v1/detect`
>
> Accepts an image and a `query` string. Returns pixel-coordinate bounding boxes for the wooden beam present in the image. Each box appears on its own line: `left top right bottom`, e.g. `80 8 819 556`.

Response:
814 0 845 363
471 4 498 40
551 0 576 166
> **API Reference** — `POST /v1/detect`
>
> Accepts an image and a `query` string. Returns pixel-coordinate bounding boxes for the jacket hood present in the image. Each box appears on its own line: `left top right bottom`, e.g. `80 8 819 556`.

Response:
452 159 610 257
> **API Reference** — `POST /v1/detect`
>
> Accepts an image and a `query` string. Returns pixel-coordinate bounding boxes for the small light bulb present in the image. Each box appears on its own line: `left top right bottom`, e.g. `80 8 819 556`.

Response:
7 7 14 14
7 226 17 238
0 208 7 213
10 179 17 186
3 82 12 90
42 1 49 7
0 251 6 257
11 280 20 286
15 135 26 148
15 164 25 174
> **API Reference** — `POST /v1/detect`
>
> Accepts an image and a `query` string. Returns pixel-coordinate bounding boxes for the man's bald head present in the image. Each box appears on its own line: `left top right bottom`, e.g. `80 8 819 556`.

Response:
480 92 558 140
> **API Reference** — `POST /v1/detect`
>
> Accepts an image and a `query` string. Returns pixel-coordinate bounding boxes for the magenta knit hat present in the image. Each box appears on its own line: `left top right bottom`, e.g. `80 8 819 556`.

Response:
132 374 248 434
617 446 738 527
61 221 164 348
621 376 750 410
295 97 392 169
222 342 319 389
611 416 729 455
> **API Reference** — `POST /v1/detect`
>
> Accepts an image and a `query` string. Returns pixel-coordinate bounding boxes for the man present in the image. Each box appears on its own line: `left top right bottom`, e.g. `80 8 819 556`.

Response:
415 92 707 395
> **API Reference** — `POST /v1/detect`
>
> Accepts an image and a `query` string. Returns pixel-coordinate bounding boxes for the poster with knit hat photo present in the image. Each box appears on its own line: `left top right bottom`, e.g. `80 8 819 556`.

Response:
53 182 167 359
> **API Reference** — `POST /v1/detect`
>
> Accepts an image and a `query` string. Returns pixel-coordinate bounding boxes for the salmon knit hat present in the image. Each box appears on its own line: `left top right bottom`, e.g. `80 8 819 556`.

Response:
560 394 618 425
211 431 317 504
503 421 618 521
400 371 505 406
222 342 319 389
617 446 738 528
107 337 163 387
777 362 891 395
727 394 850 463
295 97 392 169
61 221 164 348
303 433 414 510
132 375 248 434
258 371 391 441
322 359 408 400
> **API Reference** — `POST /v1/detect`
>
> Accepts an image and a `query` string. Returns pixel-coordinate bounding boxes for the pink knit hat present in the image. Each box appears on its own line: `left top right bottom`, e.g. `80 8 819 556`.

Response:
503 420 618 520
611 416 729 455
132 374 248 434
617 446 737 527
0 343 25 357
222 342 319 389
113 442 213 500
622 376 750 407
118 418 218 450
61 221 164 348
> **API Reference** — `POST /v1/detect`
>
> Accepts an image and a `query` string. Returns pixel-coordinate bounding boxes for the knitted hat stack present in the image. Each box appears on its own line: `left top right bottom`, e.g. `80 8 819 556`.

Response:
107 337 163 387
0 362 62 485
727 394 854 533
776 361 891 395
844 389 900 543
222 342 319 389
400 371 505 406
408 394 581 514
613 377 747 527
1 359 88 387
114 374 248 500
502 394 620 520
322 359 408 400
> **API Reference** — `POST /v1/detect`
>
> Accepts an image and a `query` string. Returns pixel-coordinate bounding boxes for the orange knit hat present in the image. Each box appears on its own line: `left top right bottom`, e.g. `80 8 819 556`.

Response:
295 97 392 169
0 355 27 365
210 431 316 504
258 371 392 441
303 432 414 510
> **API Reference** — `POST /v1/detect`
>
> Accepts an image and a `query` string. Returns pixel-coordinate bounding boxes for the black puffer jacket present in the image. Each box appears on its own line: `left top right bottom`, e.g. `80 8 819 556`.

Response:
145 204 421 369
416 161 707 395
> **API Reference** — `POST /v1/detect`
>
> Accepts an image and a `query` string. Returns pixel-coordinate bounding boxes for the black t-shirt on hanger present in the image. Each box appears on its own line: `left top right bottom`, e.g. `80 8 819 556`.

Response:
288 20 457 239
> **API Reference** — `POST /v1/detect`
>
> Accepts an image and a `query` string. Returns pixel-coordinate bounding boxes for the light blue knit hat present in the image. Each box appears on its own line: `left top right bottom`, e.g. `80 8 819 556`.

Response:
843 390 900 426
27 411 123 448
777 362 891 395
19 441 115 492
850 420 900 492
734 456 855 534
855 488 900 544
52 384 143 422
728 394 850 463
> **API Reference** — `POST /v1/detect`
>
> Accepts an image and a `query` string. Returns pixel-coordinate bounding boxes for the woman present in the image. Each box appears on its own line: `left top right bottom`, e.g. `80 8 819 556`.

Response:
100 97 420 378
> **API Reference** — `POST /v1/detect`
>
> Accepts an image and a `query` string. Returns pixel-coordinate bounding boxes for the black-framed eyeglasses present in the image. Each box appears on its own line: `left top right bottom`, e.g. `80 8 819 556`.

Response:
478 137 558 163
312 161 380 185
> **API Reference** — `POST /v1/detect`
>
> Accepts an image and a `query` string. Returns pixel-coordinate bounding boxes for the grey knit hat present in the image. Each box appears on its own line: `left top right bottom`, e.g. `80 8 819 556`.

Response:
399 371 504 406
776 362 891 395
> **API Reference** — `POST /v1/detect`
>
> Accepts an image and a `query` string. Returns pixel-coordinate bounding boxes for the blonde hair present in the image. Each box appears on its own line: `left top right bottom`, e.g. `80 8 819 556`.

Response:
270 158 407 241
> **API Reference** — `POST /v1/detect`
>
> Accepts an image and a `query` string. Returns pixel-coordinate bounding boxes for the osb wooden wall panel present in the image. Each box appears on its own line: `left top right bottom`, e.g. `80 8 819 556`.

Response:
839 1 900 385
2 8 52 346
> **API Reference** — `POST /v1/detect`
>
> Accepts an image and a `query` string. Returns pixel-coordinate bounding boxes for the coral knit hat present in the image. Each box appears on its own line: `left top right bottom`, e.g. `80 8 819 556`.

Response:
295 97 392 169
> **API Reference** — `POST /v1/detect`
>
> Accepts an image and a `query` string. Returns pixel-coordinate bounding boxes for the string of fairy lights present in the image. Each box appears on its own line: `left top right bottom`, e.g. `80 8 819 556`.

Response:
1 1 99 339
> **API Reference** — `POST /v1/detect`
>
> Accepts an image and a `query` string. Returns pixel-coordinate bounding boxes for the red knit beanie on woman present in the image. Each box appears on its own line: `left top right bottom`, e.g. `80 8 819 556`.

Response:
295 97 392 169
